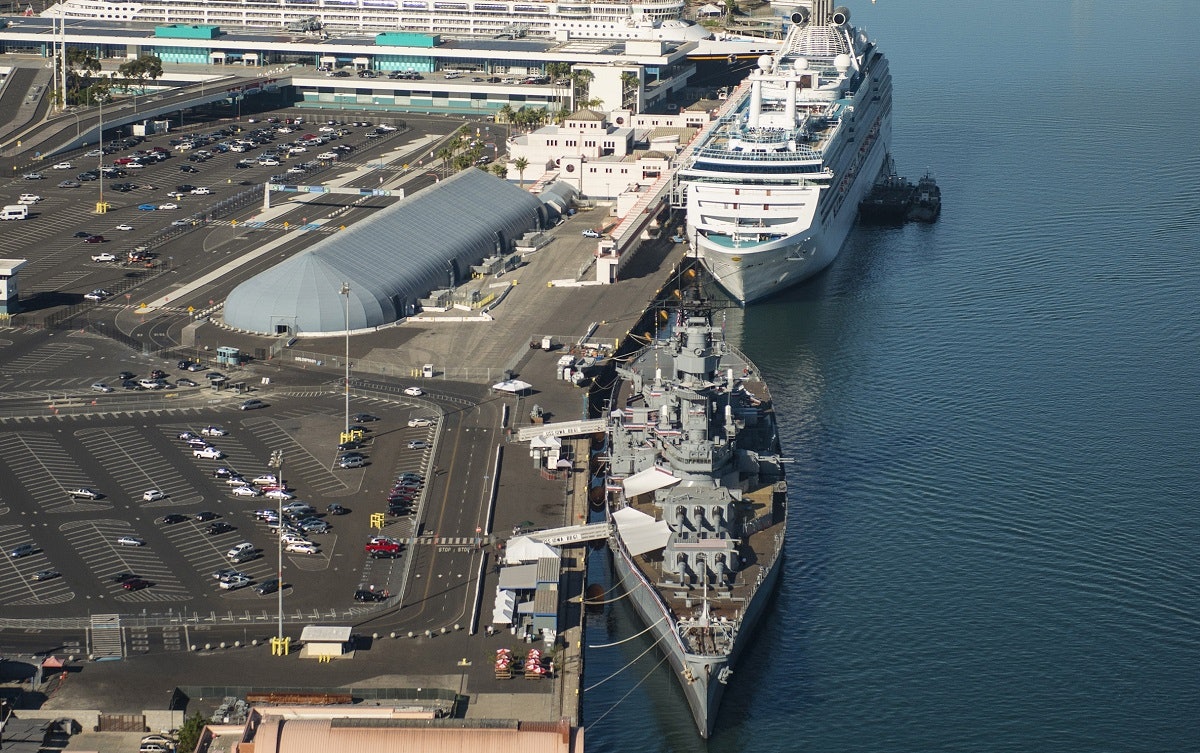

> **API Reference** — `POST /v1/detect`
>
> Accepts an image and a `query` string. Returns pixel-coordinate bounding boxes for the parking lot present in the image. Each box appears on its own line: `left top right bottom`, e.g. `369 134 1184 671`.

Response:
0 110 441 313
0 359 440 620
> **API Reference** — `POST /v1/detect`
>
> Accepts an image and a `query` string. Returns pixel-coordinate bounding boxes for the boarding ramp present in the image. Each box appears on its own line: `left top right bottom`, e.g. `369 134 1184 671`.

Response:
526 522 611 546
516 418 606 442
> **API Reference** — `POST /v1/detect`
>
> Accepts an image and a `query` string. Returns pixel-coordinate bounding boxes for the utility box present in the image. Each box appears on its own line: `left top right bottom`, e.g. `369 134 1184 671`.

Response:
422 363 434 378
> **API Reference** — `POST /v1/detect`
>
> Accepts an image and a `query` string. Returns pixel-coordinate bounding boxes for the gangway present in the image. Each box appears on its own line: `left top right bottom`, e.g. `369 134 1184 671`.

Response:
515 418 606 442
525 522 611 546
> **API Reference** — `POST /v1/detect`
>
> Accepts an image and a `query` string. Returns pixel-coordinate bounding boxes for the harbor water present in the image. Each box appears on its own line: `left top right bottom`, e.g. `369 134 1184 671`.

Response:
582 1 1200 750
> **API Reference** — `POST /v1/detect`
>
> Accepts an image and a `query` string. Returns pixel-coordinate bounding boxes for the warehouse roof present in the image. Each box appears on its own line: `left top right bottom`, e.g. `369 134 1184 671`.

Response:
222 170 546 334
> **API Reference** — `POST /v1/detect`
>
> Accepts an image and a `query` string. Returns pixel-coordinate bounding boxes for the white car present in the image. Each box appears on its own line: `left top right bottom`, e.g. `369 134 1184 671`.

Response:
18 194 42 204
142 489 166 502
83 289 110 302
158 203 179 210
317 151 338 160
85 149 103 157
403 386 424 396
126 161 145 169
53 162 73 169
285 542 319 554
200 426 227 437
280 533 312 546
91 252 117 262
194 447 224 459
258 158 280 166
116 536 145 547
582 229 601 238
264 489 295 501
226 542 255 559
231 486 262 497
226 477 251 487
190 187 211 195
115 223 134 231
407 417 433 427
219 575 251 590
252 474 279 486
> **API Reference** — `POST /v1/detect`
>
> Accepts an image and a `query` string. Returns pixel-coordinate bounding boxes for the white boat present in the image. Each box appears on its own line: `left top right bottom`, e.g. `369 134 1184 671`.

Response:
679 1 892 304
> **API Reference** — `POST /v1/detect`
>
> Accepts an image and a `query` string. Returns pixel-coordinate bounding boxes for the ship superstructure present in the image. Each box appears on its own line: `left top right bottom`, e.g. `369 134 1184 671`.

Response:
604 291 787 738
679 1 892 303
41 0 713 42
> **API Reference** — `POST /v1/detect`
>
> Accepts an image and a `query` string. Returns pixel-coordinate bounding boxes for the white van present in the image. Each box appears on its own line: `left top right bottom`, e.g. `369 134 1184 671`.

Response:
1 205 28 220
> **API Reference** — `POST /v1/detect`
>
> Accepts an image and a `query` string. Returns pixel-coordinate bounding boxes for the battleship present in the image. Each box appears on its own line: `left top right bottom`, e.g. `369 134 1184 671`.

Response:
679 0 893 303
603 285 787 738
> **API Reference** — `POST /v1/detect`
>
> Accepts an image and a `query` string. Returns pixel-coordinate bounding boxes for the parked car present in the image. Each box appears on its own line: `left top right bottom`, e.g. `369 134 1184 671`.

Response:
219 575 251 590
338 456 366 469
194 446 224 459
582 229 601 238
403 386 424 396
354 589 387 602
116 536 145 547
142 489 166 502
286 542 319 554
91 382 114 393
194 511 219 522
255 578 280 595
407 440 428 450
240 399 266 410
407 417 433 427
9 544 36 558
84 235 106 244
207 522 236 535
326 503 349 515
32 569 61 582
91 252 117 262
226 543 255 559
231 485 262 497
201 426 227 437
68 487 102 499
159 514 188 525
122 578 151 591
138 203 157 211
83 289 110 302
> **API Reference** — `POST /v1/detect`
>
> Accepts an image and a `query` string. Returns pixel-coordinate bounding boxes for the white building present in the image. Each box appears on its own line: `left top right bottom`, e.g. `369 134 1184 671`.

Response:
505 105 715 203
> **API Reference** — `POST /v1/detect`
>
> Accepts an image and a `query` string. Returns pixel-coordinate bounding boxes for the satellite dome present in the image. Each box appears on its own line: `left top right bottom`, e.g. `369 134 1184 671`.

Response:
834 53 852 73
757 55 773 72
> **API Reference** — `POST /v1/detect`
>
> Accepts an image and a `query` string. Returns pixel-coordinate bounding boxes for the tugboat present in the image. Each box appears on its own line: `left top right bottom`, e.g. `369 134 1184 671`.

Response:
858 156 915 224
907 172 942 222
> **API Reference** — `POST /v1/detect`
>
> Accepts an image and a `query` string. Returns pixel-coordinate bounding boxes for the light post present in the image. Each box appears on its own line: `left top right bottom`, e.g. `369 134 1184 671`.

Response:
95 92 109 214
269 450 285 648
341 282 351 432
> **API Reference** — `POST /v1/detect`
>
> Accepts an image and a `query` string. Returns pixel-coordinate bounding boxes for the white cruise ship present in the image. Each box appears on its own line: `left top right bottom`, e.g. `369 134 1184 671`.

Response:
679 1 892 304
41 0 713 42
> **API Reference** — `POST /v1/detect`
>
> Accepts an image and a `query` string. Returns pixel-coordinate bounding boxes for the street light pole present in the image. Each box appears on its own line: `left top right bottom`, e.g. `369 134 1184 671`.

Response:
269 450 284 647
341 282 351 432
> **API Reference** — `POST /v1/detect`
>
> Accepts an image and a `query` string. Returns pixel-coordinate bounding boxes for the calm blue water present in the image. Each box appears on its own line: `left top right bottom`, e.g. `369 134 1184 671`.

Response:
583 1 1200 750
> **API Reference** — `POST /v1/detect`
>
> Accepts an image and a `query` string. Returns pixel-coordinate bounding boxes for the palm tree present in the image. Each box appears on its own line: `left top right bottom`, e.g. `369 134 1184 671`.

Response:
497 103 514 125
436 146 454 178
514 157 529 187
620 71 640 113
570 69 594 112
491 163 508 179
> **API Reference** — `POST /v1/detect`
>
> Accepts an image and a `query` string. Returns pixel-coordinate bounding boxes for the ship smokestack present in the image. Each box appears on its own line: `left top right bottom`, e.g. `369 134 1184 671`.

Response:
831 5 851 27
810 0 832 26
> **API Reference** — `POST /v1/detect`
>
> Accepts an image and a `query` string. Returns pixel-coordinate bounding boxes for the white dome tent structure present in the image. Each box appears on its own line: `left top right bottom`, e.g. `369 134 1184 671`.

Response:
222 169 549 335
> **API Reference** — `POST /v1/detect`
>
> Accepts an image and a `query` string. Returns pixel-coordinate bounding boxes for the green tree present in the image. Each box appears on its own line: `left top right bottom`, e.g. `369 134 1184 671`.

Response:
570 69 594 111
513 156 529 187
620 70 640 113
175 712 205 753
490 163 508 179
724 0 736 15
117 54 163 94
497 103 514 125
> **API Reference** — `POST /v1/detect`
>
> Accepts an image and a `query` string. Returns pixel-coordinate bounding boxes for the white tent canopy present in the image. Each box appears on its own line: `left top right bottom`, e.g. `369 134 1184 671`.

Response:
504 535 560 564
493 379 533 393
492 589 516 624
611 506 671 556
697 3 723 15
622 465 681 498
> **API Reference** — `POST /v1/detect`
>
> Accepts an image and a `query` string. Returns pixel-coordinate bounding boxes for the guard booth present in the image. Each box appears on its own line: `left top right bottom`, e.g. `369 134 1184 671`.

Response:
216 346 240 366
0 259 28 316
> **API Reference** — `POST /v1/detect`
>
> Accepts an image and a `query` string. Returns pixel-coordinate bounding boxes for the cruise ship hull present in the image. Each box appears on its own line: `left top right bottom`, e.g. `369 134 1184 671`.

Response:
693 134 890 304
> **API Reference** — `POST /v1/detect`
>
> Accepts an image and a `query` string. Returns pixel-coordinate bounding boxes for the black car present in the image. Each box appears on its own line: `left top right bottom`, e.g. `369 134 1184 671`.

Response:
150 369 167 380
122 578 151 591
255 578 280 595
337 440 362 451
159 514 188 525
352 413 380 423
213 467 236 478
353 589 387 602
111 572 138 583
326 503 349 515
194 511 219 522
176 184 196 193
179 164 200 173
74 231 92 238
118 371 135 380
207 522 236 535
